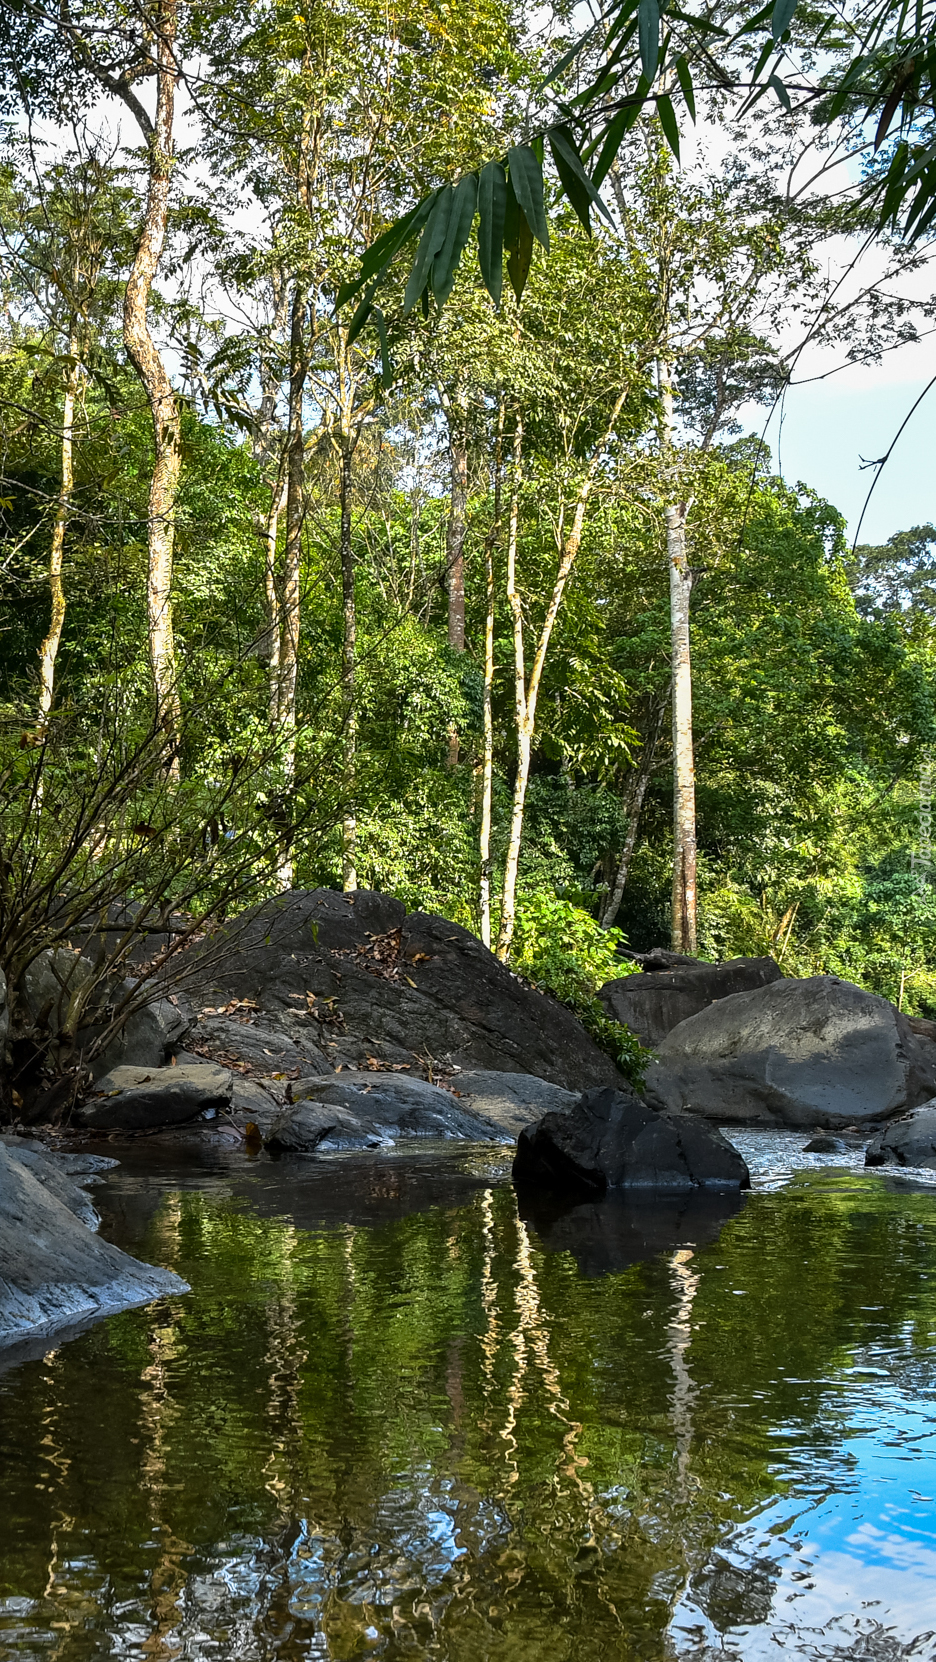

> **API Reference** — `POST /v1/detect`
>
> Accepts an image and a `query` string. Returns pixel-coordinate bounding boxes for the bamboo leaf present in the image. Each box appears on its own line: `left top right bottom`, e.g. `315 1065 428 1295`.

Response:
548 125 613 229
346 286 375 346
431 172 478 303
336 197 432 307
657 94 681 158
478 160 507 307
771 0 797 40
371 305 392 386
768 72 792 111
638 0 660 82
506 143 550 250
675 54 696 120
591 89 648 186
403 188 452 314
506 208 534 302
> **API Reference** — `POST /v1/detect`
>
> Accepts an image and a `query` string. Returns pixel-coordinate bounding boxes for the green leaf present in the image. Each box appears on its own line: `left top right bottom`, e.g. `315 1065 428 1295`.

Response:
591 90 647 187
638 0 660 82
675 54 696 120
336 197 432 307
403 188 452 314
504 179 534 301
371 305 392 386
768 72 792 111
657 93 681 158
478 160 507 307
548 125 613 230
771 0 797 39
506 144 549 250
346 286 375 346
431 172 478 304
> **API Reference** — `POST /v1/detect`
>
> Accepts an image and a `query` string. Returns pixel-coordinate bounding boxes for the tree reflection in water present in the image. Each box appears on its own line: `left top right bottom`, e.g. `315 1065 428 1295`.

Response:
0 1148 935 1661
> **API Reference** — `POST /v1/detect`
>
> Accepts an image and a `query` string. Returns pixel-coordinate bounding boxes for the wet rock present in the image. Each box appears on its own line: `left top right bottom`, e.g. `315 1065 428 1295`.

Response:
179 888 622 1090
264 1101 386 1153
865 1101 936 1168
600 956 783 1048
803 1134 847 1153
646 976 936 1128
456 1070 578 1139
519 1186 746 1278
79 1063 233 1131
288 1073 502 1141
513 1084 750 1195
0 1141 186 1349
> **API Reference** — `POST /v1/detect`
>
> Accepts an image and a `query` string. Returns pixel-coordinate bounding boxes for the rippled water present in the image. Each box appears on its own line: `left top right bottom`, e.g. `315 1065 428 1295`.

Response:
1 1130 936 1661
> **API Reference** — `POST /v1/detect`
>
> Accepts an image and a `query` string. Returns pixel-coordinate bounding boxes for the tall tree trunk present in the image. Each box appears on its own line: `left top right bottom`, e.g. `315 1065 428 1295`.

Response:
262 477 286 728
445 389 468 767
496 390 627 963
658 359 697 954
37 338 78 724
122 0 181 754
339 439 357 893
479 399 505 949
275 282 307 890
601 691 669 928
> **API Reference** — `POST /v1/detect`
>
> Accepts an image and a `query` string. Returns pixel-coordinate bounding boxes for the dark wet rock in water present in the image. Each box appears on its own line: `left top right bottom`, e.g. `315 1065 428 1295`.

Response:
177 888 622 1090
866 1102 936 1168
0 1141 186 1350
519 1185 746 1278
600 955 783 1048
512 1085 750 1195
79 1063 233 1130
803 1133 848 1153
645 976 936 1128
264 1100 385 1153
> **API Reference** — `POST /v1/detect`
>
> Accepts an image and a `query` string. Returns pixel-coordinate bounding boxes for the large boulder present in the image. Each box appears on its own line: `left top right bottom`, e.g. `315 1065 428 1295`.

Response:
178 888 621 1091
457 1070 578 1139
513 1085 750 1195
79 1063 233 1130
600 955 783 1048
264 1072 504 1152
0 1141 186 1350
646 975 936 1128
20 947 192 1077
866 1102 936 1169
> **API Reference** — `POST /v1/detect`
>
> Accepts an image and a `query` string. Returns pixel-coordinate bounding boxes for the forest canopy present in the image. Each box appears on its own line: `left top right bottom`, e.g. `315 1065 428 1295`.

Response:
2 0 936 1060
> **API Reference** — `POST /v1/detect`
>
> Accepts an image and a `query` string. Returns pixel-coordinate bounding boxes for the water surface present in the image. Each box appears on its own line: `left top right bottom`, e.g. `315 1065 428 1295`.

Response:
1 1131 935 1661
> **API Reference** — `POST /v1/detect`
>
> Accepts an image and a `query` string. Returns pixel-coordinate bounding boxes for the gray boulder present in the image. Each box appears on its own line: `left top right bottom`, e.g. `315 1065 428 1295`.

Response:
179 888 622 1090
457 1070 578 1139
600 955 783 1048
866 1102 936 1168
186 1012 331 1079
0 1141 186 1348
513 1085 750 1195
80 1063 233 1130
289 1072 502 1141
89 992 193 1077
645 975 936 1128
20 946 192 1076
265 1101 387 1154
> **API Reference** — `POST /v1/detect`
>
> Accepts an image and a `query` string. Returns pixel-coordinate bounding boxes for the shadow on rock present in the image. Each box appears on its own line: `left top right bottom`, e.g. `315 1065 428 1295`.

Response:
517 1185 747 1278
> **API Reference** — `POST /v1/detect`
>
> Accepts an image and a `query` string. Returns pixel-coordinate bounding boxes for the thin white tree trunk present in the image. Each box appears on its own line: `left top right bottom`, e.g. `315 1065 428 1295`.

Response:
262 478 286 726
479 402 505 949
275 282 306 890
122 0 181 757
496 389 627 963
339 433 357 893
38 338 78 724
445 389 468 767
658 359 697 954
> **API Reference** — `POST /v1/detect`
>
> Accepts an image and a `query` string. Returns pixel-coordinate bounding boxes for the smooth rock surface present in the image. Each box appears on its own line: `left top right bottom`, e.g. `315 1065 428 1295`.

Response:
20 946 192 1077
456 1070 578 1139
866 1102 936 1168
645 976 936 1127
288 1073 502 1141
513 1085 750 1195
600 956 783 1048
179 888 622 1090
186 1012 332 1079
264 1101 386 1153
80 1064 233 1130
0 1142 186 1347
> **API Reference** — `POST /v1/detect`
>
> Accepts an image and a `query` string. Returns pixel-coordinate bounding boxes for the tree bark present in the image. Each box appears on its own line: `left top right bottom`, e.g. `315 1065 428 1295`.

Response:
339 438 357 893
601 691 669 928
37 338 78 724
496 389 627 963
262 477 286 728
479 399 505 949
445 390 468 766
122 0 181 754
658 359 697 954
274 281 307 891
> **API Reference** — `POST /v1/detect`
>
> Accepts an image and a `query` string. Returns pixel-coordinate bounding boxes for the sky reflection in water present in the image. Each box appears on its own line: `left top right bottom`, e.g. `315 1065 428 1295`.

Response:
0 1129 935 1661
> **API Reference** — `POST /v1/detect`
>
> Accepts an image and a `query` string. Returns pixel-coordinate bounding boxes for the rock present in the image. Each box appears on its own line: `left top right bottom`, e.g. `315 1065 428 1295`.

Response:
79 1063 233 1131
231 1075 281 1126
512 1085 750 1195
0 964 7 1054
287 1073 503 1141
519 1186 746 1278
866 1101 936 1168
600 956 784 1048
265 1101 386 1153
179 888 622 1090
0 1140 101 1228
19 945 192 1077
0 1141 186 1349
89 991 193 1077
803 1134 847 1153
456 1070 578 1139
645 976 936 1128
186 1012 331 1078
